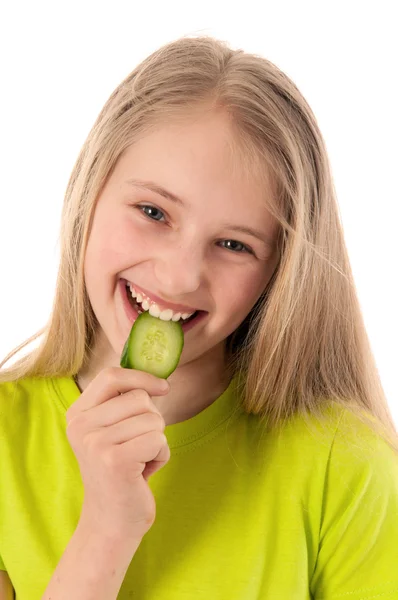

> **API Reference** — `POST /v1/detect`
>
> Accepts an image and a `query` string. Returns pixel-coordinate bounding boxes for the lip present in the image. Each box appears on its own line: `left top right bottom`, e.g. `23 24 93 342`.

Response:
122 278 200 314
120 280 207 333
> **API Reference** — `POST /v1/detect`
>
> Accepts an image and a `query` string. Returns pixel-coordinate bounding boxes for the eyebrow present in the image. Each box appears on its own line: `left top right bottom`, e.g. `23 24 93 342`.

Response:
126 179 185 206
125 178 276 250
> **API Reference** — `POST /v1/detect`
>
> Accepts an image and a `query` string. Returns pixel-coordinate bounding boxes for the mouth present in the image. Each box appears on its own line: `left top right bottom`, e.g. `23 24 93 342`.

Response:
121 280 207 332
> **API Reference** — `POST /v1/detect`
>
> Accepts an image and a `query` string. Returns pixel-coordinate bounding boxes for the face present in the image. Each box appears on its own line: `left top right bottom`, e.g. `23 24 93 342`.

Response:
83 111 280 371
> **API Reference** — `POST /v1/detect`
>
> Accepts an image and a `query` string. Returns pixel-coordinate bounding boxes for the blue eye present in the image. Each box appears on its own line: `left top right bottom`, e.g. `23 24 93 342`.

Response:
220 240 253 254
136 205 253 255
139 205 165 222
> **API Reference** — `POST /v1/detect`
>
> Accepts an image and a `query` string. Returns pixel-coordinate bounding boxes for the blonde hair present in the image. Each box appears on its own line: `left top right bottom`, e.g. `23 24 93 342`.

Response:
1 35 397 453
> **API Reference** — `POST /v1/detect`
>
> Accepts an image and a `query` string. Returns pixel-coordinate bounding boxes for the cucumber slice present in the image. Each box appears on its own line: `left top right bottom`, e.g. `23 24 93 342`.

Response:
120 312 184 378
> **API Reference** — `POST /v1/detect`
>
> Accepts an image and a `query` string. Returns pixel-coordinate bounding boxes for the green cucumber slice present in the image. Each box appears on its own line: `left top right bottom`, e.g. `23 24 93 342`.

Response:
120 312 184 378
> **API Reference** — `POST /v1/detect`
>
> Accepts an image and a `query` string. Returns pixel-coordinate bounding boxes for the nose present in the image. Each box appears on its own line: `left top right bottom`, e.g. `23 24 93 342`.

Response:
153 241 204 298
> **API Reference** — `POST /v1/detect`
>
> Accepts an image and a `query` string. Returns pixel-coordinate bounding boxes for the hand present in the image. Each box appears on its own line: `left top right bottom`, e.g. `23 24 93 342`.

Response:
66 366 170 542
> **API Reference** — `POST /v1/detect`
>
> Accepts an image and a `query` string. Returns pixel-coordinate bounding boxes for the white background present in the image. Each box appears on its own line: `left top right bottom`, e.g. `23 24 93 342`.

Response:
0 1 396 423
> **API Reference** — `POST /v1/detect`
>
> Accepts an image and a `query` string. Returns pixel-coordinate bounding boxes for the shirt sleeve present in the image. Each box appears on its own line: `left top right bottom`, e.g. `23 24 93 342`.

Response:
311 409 398 599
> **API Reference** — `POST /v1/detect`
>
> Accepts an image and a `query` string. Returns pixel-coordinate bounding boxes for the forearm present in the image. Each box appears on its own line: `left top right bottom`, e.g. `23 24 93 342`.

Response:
41 520 142 600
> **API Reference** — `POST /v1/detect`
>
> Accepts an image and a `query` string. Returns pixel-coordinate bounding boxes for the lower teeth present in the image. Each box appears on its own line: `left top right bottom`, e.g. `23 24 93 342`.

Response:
133 299 144 314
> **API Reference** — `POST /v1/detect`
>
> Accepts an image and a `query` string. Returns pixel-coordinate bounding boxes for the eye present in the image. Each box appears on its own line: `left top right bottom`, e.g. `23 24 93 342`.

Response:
219 239 253 254
138 204 166 222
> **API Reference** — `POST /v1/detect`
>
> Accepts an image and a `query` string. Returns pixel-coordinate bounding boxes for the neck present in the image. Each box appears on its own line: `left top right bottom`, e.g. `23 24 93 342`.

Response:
74 330 232 426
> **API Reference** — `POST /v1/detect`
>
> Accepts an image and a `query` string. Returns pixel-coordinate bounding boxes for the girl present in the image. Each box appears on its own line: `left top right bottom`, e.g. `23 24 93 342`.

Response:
1 35 397 600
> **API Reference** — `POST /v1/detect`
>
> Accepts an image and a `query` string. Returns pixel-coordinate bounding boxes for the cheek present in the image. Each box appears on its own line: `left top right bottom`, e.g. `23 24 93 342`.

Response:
85 213 146 274
217 268 266 318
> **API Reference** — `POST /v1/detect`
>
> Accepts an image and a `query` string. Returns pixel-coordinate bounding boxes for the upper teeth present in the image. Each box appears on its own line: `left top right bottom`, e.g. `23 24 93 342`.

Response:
128 283 195 322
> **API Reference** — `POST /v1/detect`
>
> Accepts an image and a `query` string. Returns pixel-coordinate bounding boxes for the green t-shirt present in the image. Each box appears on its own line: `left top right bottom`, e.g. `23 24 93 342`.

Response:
0 375 398 599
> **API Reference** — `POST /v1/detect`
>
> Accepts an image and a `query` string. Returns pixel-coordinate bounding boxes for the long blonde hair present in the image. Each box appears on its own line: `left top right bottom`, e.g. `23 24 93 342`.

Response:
1 35 397 453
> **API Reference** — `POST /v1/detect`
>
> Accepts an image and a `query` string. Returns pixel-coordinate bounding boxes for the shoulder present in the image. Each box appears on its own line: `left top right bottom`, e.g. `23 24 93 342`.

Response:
282 400 396 456
326 404 398 495
294 401 398 526
0 377 52 430
0 376 48 403
256 400 398 484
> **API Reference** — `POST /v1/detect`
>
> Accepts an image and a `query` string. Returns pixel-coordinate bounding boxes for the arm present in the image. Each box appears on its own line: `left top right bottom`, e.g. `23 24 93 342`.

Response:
311 409 398 598
41 519 142 600
43 368 169 599
0 571 14 600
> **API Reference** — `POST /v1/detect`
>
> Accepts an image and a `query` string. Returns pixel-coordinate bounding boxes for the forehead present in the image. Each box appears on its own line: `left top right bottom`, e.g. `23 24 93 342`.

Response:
117 111 274 199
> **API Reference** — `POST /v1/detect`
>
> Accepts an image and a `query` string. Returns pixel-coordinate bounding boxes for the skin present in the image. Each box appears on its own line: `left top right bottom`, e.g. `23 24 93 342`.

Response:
76 110 280 426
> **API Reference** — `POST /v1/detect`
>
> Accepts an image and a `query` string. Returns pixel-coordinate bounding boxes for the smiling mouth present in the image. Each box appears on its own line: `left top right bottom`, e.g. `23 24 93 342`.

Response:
125 282 199 324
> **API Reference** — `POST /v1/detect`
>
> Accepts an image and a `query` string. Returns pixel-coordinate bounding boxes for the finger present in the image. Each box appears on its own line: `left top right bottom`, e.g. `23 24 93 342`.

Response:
118 431 170 471
76 389 163 429
67 367 169 423
98 412 165 446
